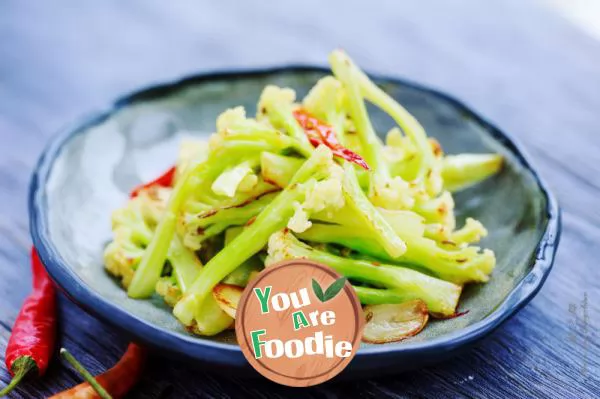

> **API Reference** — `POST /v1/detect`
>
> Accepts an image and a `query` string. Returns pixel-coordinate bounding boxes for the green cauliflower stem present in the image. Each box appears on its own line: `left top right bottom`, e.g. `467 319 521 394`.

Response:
178 107 312 250
442 153 503 192
258 150 501 200
104 187 169 288
266 230 461 316
302 76 347 135
182 191 279 250
294 76 407 257
103 187 202 295
110 50 506 338
261 151 407 258
220 227 264 287
222 257 263 287
260 152 304 188
341 163 407 257
173 146 335 332
174 138 209 182
127 118 306 298
330 52 426 211
330 50 443 197
257 86 314 156
297 222 495 284
329 53 388 177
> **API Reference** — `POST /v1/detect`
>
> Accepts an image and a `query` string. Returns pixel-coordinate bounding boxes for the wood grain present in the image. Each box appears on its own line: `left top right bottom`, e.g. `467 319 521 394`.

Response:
0 0 598 397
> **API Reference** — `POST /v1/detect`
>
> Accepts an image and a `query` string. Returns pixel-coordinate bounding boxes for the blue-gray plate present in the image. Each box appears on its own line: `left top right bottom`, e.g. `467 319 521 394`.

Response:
29 67 560 377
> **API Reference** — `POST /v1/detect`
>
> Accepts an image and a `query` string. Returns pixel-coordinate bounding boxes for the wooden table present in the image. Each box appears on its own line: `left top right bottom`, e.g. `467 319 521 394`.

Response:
1 1 598 397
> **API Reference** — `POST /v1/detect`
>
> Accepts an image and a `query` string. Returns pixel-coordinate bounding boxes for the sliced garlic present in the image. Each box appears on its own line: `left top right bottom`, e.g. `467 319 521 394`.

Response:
362 300 429 344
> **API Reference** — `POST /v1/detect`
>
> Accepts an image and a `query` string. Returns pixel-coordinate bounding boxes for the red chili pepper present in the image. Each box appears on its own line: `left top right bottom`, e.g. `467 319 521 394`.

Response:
50 343 146 399
0 248 57 396
293 108 370 170
1 167 164 396
47 166 154 398
130 166 176 198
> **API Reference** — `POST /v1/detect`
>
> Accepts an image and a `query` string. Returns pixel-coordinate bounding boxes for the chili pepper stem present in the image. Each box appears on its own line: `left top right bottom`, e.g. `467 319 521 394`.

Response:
60 349 113 399
0 356 37 397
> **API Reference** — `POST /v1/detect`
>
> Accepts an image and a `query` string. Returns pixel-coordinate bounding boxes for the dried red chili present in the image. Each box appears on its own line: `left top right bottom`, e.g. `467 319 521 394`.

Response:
50 343 146 399
0 248 57 396
130 166 176 198
293 108 370 170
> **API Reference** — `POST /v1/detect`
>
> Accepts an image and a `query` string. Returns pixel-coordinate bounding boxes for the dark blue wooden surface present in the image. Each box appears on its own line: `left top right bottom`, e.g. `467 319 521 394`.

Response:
0 1 598 398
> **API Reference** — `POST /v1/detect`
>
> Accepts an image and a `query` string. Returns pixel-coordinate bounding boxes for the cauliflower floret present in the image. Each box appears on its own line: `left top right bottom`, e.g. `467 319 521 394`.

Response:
156 277 182 307
384 128 414 165
426 138 445 193
303 175 345 215
139 186 171 223
369 175 415 210
210 106 275 150
424 217 487 246
257 85 296 119
413 191 456 231
104 187 171 288
451 217 488 245
104 228 144 288
105 184 202 307
216 106 247 133
286 163 345 234
209 107 248 150
175 138 209 182
287 202 312 233
255 85 315 156
211 161 255 198
265 230 293 266
302 76 344 122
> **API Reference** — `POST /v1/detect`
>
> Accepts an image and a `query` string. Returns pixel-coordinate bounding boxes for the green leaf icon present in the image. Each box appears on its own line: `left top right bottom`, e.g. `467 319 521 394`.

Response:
323 277 347 301
312 277 347 303
312 279 325 302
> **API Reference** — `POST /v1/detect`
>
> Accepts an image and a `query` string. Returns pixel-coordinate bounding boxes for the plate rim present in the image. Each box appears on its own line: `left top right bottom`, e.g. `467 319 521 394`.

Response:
29 65 561 369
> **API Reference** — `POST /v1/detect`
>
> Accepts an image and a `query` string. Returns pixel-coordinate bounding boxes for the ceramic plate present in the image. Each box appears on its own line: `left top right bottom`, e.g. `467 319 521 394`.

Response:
30 67 560 377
